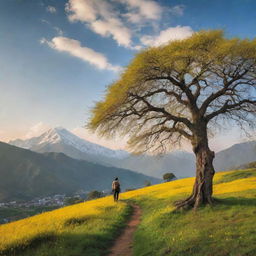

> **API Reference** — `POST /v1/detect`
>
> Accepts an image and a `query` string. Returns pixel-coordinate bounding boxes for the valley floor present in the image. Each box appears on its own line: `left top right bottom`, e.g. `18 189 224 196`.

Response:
0 168 255 256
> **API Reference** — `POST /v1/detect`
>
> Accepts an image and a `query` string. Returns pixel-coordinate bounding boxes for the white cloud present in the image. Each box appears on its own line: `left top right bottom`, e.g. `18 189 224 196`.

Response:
90 18 131 47
24 122 51 139
41 36 121 72
141 26 194 47
65 0 97 23
121 0 163 23
64 0 189 49
65 0 132 47
46 5 57 13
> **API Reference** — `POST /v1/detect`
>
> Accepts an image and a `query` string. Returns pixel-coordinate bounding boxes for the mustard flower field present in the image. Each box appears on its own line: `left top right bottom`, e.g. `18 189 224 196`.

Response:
0 168 255 256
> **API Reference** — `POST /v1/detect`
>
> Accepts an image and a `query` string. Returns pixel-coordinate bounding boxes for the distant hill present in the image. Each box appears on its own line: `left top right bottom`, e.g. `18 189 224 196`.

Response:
123 141 256 176
0 142 159 202
214 141 256 171
114 152 195 178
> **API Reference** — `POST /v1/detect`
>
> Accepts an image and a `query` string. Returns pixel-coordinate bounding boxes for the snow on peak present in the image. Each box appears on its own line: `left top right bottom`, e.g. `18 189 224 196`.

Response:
50 127 128 159
10 127 128 159
38 127 62 144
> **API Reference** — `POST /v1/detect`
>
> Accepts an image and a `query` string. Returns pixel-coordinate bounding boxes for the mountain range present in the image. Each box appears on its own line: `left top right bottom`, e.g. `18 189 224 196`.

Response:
9 127 196 178
9 127 256 178
0 141 159 202
10 127 128 165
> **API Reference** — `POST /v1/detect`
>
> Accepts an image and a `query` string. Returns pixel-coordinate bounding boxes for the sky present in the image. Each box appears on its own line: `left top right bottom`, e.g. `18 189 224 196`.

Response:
0 0 256 152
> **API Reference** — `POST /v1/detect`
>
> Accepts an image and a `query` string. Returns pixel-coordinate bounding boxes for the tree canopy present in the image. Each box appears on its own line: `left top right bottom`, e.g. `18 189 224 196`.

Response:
89 30 256 154
163 173 176 181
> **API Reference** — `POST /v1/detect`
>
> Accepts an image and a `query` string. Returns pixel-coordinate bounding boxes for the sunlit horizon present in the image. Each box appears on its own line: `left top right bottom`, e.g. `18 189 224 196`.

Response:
0 122 250 153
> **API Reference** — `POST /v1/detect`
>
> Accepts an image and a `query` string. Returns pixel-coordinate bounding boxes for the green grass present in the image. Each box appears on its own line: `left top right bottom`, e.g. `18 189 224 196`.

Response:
131 193 256 256
215 168 256 184
128 171 256 256
1 169 256 256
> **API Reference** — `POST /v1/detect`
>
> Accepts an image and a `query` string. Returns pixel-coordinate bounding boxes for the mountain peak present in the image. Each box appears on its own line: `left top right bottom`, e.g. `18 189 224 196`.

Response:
44 127 67 136
9 127 129 159
51 126 67 132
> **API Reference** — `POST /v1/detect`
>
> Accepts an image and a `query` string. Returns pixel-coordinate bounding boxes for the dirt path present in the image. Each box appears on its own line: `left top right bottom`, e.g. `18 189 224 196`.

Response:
108 204 142 256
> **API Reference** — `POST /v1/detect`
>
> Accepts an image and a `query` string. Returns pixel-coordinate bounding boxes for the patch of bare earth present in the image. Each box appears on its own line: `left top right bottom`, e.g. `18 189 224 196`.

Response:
108 204 142 256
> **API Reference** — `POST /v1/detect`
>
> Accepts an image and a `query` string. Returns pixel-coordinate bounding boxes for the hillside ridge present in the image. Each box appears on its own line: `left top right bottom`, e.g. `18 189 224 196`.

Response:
0 141 159 202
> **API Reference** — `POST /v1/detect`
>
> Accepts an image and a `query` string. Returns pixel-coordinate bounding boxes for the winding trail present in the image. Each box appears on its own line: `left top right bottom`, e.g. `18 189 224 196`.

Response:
108 204 142 256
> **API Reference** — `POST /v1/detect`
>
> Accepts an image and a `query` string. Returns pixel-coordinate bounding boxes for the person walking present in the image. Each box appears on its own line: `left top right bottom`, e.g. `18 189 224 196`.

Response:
112 177 121 202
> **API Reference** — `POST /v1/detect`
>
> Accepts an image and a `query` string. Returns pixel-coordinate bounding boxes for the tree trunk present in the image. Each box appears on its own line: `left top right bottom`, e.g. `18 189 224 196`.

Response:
174 126 215 210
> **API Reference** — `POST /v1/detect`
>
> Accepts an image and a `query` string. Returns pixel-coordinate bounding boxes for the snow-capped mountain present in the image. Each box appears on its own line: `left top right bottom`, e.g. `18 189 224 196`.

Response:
9 127 128 163
8 127 196 178
10 127 255 179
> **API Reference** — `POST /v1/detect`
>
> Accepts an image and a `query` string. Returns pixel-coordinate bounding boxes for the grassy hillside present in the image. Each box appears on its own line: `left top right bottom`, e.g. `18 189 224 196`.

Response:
126 168 256 256
0 198 132 256
0 168 255 256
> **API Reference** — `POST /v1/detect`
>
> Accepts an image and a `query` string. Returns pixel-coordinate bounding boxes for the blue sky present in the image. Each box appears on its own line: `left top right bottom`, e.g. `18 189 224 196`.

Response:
0 0 256 151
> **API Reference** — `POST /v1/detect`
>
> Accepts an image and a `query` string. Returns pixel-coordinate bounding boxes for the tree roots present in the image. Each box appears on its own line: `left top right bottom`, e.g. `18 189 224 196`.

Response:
174 195 216 210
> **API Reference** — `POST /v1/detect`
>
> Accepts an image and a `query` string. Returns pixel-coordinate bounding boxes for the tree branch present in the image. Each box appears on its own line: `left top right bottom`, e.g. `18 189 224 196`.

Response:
206 99 256 121
128 92 193 130
200 64 254 113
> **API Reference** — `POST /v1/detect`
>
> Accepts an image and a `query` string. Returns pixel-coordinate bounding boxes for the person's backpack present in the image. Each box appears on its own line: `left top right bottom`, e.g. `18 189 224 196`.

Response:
113 181 120 190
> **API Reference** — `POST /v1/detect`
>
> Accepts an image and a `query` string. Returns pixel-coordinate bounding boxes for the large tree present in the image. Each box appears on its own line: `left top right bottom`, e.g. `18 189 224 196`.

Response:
88 31 256 209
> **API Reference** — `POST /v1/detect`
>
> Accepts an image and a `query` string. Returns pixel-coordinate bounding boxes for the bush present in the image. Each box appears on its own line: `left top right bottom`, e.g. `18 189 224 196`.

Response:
163 173 176 182
144 180 151 187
